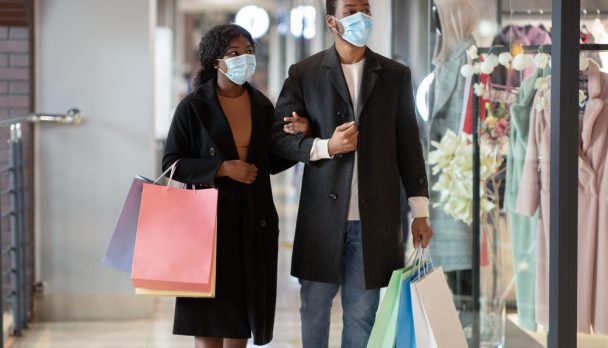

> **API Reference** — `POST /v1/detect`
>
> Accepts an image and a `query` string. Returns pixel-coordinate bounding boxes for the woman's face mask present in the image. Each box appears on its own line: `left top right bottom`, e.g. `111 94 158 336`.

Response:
217 54 256 85
333 12 374 47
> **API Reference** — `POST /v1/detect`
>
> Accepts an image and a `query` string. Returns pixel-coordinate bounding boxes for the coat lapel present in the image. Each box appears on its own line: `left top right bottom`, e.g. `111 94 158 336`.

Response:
323 46 354 113
244 84 263 164
194 77 240 160
356 48 381 122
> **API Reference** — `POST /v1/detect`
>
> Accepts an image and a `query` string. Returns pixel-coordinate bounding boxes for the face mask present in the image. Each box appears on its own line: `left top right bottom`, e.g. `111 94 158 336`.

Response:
333 12 373 47
217 54 256 85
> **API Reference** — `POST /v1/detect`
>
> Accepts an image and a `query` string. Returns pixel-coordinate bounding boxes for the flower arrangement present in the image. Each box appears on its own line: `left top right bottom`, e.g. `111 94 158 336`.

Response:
428 127 505 225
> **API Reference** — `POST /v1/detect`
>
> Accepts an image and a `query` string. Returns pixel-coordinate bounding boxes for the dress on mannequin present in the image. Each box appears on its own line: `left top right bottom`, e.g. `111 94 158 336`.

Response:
427 0 478 278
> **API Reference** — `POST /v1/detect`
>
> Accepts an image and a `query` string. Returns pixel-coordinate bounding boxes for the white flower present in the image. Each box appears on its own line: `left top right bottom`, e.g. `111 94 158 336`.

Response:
460 64 475 78
579 89 587 107
535 96 547 111
473 82 485 96
580 55 589 71
487 54 499 67
473 63 481 74
534 53 550 69
498 52 512 66
466 45 479 60
513 53 533 71
480 60 495 74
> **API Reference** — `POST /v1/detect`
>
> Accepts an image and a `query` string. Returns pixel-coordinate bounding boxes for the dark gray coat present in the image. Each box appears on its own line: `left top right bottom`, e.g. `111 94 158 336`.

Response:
270 46 429 289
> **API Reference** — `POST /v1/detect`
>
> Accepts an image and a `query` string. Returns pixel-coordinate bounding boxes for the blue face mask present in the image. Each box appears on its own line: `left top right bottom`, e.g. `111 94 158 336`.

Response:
333 12 373 47
218 54 256 85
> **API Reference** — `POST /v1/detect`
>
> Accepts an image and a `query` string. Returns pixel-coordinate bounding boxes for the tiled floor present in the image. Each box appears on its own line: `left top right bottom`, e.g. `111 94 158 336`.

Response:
4 171 606 347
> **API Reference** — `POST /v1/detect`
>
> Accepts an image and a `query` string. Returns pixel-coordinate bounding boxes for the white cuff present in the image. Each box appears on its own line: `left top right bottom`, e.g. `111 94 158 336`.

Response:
408 197 430 218
309 138 333 161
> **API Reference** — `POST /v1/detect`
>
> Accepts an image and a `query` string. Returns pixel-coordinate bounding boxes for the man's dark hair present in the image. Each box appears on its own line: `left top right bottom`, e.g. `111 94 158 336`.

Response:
193 24 255 88
326 0 337 16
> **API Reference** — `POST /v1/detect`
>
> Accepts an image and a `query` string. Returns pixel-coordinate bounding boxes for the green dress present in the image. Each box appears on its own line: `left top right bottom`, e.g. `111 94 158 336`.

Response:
504 66 549 331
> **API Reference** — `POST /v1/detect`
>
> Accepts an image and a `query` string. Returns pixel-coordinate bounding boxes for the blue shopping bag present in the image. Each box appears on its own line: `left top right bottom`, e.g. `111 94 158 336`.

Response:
396 262 432 348
102 175 153 272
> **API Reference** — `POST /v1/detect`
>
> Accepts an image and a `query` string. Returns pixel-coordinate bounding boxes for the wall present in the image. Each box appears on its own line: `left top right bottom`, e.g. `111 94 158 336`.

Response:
35 0 157 320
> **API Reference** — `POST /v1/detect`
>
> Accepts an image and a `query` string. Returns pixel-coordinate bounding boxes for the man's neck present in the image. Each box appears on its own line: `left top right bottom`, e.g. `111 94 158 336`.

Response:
335 37 366 64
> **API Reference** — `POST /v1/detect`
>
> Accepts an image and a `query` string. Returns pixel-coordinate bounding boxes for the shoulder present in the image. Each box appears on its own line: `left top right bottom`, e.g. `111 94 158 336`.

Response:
374 52 410 76
290 49 329 72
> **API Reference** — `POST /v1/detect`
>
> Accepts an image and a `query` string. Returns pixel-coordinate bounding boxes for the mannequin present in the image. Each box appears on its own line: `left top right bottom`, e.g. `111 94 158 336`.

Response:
427 0 478 293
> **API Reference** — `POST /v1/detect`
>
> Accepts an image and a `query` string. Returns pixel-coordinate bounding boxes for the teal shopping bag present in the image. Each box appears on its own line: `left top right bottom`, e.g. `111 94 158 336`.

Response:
396 274 416 348
367 264 416 348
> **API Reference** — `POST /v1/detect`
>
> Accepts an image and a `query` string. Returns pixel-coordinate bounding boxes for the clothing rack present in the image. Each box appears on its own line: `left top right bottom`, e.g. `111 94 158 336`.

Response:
469 42 608 346
477 43 608 54
500 9 608 16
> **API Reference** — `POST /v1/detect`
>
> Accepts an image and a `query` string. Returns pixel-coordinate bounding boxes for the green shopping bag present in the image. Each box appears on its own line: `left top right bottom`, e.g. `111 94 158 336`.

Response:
367 265 415 348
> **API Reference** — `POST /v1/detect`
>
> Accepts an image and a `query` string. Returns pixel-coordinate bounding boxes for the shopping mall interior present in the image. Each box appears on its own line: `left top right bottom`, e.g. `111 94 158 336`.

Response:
1 0 608 347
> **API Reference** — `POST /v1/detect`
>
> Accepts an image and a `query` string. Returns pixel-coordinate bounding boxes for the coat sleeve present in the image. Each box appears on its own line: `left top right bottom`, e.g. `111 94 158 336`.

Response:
515 93 541 217
270 64 316 165
259 94 296 174
161 99 223 186
397 67 430 199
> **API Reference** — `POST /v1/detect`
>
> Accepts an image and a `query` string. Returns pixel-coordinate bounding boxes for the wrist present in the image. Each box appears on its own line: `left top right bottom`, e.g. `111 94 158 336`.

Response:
328 139 336 156
216 161 228 177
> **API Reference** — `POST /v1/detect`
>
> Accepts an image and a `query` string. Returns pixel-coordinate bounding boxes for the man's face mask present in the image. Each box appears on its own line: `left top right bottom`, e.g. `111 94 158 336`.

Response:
218 54 256 85
333 12 374 47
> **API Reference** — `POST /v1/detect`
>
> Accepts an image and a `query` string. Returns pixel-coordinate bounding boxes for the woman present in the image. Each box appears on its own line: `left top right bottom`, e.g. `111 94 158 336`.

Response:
162 24 308 348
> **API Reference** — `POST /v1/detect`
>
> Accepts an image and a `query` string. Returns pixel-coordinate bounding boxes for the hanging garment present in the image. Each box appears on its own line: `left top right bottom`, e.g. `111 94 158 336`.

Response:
583 60 608 335
504 67 548 331
516 60 608 333
427 36 476 271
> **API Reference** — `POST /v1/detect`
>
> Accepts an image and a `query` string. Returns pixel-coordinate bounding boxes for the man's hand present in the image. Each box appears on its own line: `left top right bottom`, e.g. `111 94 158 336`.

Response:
283 111 312 137
411 217 433 248
328 121 358 156
216 160 258 184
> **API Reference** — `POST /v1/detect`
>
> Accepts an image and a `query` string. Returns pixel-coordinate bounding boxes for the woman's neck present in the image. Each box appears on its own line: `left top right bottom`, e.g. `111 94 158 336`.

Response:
216 76 244 98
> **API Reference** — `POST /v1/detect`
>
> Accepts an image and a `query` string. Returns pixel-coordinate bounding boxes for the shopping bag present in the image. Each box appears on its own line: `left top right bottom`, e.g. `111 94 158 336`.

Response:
368 249 424 348
412 266 468 348
131 162 218 293
102 175 154 273
367 268 405 348
135 224 217 298
134 223 217 297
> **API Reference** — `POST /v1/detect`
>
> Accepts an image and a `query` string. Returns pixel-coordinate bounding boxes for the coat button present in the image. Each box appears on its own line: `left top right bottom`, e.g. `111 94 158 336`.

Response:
329 193 337 200
209 147 216 156
260 220 267 227
337 111 345 119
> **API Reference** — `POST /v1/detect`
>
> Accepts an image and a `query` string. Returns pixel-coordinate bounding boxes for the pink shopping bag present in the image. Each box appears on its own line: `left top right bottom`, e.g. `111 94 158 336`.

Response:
131 162 218 293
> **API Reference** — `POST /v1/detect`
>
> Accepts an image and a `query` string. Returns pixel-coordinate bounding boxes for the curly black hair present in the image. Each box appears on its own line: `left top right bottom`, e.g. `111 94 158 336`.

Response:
326 0 338 15
193 24 256 88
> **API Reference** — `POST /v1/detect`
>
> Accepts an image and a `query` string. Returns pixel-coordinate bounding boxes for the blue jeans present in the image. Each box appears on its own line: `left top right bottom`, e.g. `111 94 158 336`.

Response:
299 221 380 348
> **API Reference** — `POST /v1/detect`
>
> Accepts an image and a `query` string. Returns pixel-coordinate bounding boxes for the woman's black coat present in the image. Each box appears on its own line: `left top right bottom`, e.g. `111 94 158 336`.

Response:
162 77 292 345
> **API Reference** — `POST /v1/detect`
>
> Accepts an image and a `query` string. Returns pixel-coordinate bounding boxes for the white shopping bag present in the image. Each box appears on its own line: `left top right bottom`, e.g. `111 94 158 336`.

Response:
411 266 468 348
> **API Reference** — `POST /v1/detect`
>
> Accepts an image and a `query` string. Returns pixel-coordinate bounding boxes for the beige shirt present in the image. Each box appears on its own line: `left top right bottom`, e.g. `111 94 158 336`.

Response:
218 90 252 160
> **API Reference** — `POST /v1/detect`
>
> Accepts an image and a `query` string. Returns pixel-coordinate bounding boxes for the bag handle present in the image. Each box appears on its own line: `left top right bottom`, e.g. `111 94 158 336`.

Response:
152 160 196 192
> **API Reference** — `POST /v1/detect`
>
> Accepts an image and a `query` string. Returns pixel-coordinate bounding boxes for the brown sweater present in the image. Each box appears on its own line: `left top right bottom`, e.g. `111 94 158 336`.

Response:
218 90 252 160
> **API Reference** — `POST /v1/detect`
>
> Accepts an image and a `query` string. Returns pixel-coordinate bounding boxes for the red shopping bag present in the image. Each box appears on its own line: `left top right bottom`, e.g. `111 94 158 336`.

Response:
131 162 218 293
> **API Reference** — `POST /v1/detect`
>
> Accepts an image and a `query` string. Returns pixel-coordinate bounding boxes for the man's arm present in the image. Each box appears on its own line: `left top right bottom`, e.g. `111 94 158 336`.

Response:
270 64 316 164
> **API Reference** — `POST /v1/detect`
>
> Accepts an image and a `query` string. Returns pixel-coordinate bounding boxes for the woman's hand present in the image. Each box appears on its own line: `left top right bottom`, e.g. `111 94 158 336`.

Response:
283 111 312 137
217 160 258 184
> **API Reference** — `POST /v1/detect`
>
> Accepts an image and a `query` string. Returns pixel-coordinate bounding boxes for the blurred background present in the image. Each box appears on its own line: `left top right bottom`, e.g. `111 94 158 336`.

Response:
0 0 607 347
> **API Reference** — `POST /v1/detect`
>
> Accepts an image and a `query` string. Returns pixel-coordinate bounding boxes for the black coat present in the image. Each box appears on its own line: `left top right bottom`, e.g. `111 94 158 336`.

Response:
271 46 429 289
162 77 292 345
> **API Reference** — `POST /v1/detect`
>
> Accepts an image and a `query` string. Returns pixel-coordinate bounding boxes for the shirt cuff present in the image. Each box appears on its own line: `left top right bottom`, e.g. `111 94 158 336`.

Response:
409 197 430 218
309 138 333 161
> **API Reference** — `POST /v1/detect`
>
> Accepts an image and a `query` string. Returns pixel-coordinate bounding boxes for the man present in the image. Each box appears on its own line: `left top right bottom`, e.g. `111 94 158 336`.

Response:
271 1 433 347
